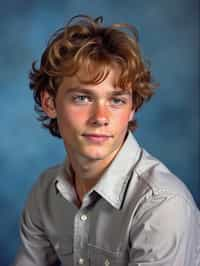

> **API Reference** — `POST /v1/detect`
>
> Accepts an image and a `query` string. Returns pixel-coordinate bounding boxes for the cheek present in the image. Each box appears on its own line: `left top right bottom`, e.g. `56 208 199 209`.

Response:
57 107 88 128
114 111 132 127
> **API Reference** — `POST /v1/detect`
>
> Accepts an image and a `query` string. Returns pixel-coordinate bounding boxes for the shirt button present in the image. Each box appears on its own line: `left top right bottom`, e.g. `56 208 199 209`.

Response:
80 214 87 221
78 257 84 264
104 259 110 266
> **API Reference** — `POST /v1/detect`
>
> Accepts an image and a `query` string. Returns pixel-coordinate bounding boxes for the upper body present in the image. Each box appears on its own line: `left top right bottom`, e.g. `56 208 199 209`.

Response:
14 132 200 266
14 15 200 266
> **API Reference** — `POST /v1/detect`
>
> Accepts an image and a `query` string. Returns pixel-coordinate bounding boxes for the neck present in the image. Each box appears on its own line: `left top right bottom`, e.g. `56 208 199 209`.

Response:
66 131 129 204
68 151 118 204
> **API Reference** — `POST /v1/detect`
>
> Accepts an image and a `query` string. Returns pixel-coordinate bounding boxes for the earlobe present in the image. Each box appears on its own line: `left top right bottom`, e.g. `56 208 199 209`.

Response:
41 90 57 118
129 109 135 121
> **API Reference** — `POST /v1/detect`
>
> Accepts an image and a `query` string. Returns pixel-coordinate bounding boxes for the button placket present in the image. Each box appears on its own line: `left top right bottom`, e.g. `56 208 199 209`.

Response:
78 257 85 264
104 258 110 266
74 210 90 266
80 214 88 221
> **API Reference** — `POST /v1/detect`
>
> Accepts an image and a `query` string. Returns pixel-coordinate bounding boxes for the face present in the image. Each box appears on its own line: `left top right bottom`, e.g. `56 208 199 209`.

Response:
42 67 134 164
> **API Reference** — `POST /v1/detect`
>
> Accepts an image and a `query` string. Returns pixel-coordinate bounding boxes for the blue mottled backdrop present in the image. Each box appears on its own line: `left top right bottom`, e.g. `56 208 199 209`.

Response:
0 0 199 265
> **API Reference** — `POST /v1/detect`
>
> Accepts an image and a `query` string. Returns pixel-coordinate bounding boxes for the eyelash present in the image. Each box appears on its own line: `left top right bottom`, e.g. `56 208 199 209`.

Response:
111 98 127 105
72 95 92 104
71 95 127 106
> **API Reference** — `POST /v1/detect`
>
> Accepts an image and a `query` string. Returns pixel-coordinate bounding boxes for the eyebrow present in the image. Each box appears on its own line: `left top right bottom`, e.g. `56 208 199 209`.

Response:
65 87 132 96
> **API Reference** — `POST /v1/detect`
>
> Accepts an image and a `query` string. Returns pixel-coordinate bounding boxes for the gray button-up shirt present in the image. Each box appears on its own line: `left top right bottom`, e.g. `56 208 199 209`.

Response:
13 132 200 266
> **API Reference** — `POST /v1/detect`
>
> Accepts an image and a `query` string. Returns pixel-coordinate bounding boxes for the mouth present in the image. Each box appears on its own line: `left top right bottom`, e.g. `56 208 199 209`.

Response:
82 133 112 143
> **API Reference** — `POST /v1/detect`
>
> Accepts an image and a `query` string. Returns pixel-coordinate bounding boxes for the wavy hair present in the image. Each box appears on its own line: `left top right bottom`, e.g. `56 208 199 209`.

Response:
30 15 157 138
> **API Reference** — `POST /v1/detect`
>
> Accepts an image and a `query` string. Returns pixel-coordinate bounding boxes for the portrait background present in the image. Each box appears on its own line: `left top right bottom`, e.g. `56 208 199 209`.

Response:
0 0 199 265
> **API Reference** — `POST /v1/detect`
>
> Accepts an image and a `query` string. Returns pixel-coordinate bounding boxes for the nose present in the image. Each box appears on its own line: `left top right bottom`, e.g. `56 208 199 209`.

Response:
89 102 109 127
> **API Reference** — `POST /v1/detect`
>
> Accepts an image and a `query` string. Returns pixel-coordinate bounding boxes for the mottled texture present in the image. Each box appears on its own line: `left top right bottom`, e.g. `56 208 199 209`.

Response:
0 0 199 265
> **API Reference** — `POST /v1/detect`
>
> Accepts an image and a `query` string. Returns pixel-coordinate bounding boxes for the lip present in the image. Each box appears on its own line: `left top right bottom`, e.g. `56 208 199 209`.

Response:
82 133 112 143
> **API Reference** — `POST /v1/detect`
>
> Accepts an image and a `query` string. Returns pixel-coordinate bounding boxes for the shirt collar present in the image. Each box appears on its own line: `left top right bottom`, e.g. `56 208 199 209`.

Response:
92 131 142 209
57 131 142 209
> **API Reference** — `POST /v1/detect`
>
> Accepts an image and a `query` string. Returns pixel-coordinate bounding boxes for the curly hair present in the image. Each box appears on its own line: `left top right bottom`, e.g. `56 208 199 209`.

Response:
29 15 157 138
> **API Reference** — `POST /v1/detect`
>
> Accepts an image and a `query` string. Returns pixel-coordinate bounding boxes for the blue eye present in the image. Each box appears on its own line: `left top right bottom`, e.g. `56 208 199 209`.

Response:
72 95 91 104
111 98 126 105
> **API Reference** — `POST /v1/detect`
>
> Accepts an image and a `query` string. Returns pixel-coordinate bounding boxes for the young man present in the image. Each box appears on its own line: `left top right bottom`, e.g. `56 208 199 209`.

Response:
14 15 200 266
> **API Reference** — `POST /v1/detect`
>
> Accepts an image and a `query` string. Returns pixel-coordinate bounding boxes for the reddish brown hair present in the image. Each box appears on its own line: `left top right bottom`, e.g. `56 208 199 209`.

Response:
30 15 157 138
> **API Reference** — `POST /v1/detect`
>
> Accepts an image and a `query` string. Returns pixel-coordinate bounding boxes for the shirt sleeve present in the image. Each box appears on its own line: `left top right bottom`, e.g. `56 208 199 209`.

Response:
13 181 60 266
128 194 200 266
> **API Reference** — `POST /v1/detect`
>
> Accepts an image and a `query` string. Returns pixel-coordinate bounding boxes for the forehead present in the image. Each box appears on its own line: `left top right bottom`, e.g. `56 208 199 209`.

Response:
59 65 131 93
66 68 116 86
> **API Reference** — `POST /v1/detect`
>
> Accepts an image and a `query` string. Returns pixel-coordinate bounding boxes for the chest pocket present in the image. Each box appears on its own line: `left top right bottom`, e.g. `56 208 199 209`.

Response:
54 238 73 266
88 244 128 266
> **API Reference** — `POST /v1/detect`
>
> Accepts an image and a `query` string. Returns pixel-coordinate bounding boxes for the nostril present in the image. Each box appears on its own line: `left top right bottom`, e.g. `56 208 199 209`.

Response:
89 104 110 126
91 118 109 127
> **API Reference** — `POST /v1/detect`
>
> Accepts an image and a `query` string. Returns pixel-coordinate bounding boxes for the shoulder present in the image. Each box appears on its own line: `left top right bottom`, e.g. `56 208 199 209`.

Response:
128 150 200 263
127 147 199 227
28 163 65 200
134 148 197 209
20 163 65 229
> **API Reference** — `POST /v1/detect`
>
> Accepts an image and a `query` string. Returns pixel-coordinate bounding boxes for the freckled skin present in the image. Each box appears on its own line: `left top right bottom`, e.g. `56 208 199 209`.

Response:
41 67 135 198
53 68 134 167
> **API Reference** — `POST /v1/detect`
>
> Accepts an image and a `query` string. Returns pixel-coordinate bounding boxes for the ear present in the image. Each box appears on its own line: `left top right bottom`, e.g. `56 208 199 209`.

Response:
129 109 135 122
41 90 57 118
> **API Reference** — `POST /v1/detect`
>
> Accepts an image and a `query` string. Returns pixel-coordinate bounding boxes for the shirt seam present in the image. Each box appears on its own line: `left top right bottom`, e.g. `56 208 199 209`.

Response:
134 166 199 216
134 161 198 213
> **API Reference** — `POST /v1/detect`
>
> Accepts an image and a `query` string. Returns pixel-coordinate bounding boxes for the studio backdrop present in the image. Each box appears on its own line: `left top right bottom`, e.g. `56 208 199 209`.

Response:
0 0 199 265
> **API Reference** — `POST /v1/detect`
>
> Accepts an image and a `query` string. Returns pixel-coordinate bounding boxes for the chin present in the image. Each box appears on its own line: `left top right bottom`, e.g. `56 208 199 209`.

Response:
82 152 107 161
80 146 117 161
